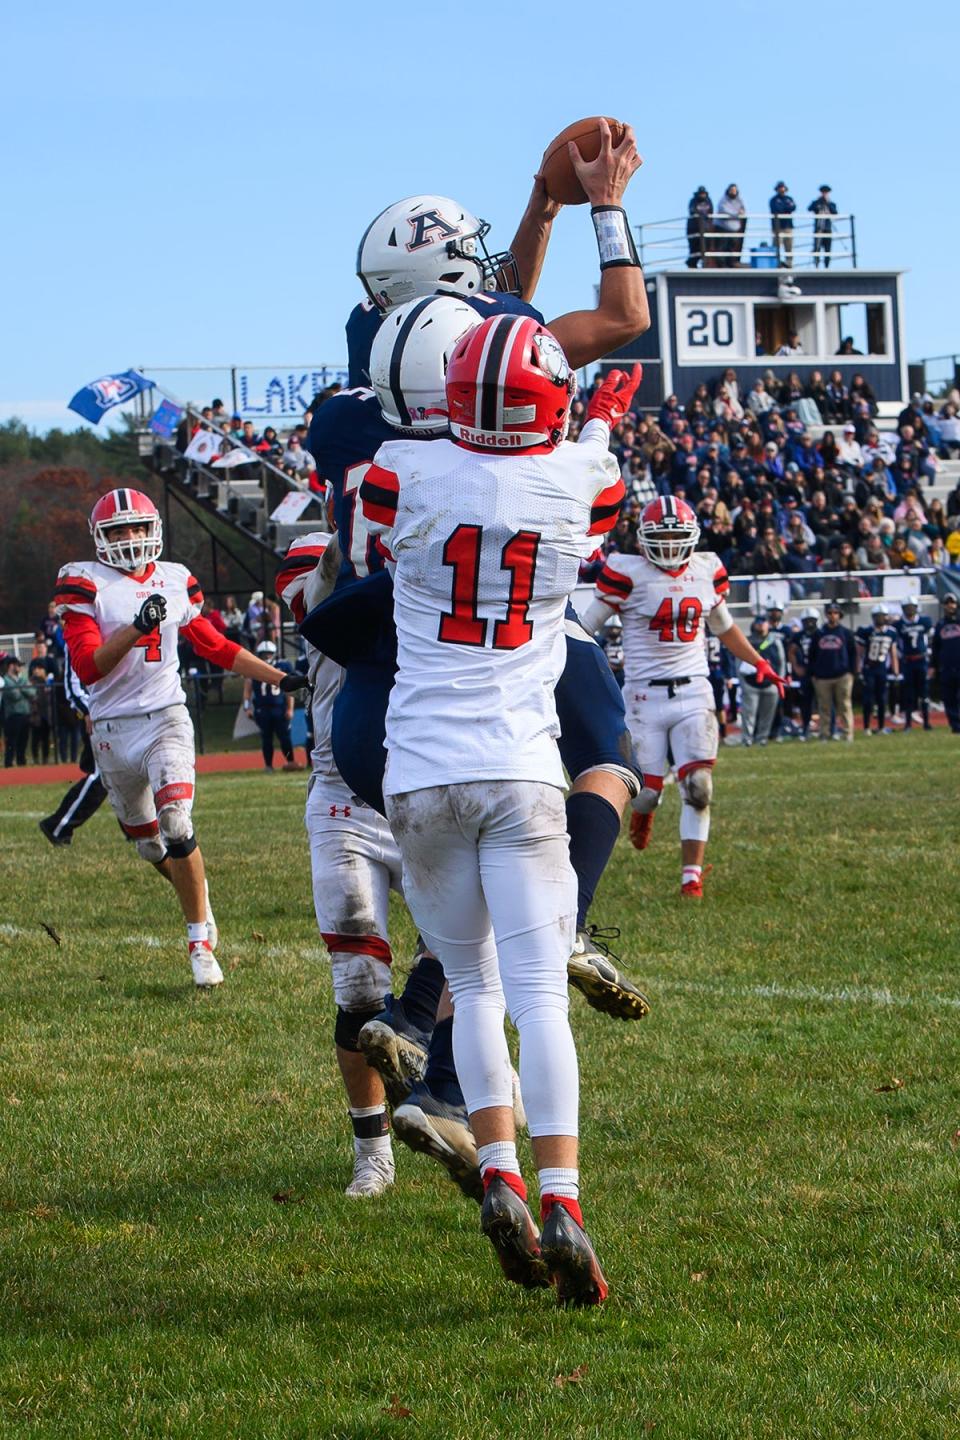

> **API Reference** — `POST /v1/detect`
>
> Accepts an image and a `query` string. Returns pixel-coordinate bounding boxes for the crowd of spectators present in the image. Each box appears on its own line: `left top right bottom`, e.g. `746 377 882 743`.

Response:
568 368 960 595
176 400 321 485
686 181 839 269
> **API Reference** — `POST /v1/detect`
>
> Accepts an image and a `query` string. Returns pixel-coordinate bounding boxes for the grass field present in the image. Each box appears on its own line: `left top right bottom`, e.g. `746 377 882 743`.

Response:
2 735 958 1439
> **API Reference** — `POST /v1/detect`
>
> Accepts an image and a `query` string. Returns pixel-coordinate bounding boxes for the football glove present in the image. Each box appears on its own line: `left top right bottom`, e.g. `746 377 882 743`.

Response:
132 595 167 634
278 672 310 695
754 657 788 697
587 364 643 429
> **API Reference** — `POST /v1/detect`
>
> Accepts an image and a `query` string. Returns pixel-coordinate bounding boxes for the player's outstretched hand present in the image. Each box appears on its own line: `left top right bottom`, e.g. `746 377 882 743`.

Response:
754 658 788 697
587 365 643 429
568 119 642 208
278 671 310 696
132 595 167 634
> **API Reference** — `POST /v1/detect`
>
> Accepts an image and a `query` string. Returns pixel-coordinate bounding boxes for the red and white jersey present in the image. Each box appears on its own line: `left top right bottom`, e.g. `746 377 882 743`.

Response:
53 560 205 722
593 550 730 684
360 419 624 795
274 532 344 781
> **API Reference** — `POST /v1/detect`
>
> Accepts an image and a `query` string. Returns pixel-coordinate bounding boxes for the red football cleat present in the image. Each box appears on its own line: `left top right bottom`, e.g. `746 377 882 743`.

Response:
630 810 655 851
680 864 712 900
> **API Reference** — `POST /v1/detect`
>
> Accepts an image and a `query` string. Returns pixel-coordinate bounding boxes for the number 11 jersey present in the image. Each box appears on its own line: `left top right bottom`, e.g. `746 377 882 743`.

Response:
593 550 730 685
360 420 624 796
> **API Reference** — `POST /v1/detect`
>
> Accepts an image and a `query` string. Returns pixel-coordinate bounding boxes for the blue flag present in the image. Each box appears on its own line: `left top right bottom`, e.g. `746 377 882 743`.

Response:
68 369 155 425
149 398 184 439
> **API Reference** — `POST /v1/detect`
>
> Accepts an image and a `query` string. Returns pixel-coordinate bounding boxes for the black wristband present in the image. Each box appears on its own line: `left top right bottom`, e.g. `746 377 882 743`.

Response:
591 205 641 269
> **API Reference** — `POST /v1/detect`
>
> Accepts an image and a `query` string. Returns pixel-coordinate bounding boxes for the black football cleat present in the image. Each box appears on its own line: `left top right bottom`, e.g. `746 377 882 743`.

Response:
39 816 71 847
540 1201 609 1306
568 927 650 1021
480 1176 550 1290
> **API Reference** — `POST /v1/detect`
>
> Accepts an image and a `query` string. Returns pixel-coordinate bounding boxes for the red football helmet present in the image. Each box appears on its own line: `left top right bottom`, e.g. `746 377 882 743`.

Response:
639 495 700 570
445 314 575 453
89 488 163 570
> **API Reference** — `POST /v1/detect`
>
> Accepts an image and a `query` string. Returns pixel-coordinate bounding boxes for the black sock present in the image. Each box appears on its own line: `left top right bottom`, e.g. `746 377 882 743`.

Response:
422 1017 463 1106
565 791 622 932
399 949 445 1035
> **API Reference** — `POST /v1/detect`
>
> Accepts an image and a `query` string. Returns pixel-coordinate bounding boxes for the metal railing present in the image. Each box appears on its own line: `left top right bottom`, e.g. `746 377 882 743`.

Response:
636 213 857 274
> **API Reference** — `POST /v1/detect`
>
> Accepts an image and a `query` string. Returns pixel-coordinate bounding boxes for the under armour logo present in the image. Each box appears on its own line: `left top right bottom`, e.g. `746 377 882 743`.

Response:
329 804 352 818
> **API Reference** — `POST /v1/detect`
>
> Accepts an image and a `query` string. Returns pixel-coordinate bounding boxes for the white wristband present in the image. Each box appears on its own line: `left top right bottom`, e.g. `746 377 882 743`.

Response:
591 206 640 269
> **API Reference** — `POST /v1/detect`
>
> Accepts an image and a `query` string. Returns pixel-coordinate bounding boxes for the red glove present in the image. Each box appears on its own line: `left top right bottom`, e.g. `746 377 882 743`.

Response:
754 657 788 698
587 364 643 429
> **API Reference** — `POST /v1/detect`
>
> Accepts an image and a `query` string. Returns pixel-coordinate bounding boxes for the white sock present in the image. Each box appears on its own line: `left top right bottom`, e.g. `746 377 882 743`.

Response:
187 923 208 946
477 1141 519 1177
682 865 702 887
538 1166 579 1200
349 1105 391 1159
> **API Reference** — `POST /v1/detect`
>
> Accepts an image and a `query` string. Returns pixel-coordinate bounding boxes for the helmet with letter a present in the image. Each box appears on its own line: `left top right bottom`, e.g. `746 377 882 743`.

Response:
445 314 576 454
638 495 700 570
89 487 163 571
370 295 480 434
357 195 520 312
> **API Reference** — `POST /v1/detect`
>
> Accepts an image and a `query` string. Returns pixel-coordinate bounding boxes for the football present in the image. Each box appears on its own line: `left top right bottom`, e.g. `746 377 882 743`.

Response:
540 116 629 205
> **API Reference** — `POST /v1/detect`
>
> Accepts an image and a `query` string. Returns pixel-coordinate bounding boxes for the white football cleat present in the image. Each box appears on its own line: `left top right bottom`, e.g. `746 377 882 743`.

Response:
345 1150 395 1198
204 880 218 951
190 942 224 988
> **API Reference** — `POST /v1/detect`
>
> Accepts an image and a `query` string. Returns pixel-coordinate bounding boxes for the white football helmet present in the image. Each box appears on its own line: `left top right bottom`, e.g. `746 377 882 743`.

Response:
370 296 480 433
357 195 520 312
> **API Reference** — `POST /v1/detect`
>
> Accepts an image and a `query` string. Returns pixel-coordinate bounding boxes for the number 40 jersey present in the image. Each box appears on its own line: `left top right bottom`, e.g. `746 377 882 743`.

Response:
592 551 730 685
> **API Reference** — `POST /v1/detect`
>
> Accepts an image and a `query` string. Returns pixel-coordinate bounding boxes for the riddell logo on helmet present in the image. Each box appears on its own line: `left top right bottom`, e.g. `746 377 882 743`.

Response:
456 426 525 448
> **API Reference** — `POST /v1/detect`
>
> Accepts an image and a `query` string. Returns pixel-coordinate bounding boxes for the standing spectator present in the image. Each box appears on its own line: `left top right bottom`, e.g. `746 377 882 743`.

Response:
244 590 265 644
715 184 746 266
769 181 796 266
1 657 34 767
932 593 960 732
810 601 857 742
38 602 65 662
28 662 55 764
686 186 713 268
808 185 837 267
30 635 58 680
738 616 786 746
222 595 245 643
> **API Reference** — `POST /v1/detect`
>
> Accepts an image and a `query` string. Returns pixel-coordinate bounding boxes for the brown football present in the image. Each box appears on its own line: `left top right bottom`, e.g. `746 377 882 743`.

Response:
540 117 629 205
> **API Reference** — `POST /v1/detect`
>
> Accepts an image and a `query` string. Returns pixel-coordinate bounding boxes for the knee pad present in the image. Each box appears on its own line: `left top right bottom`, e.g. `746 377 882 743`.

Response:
327 946 392 1013
158 800 193 846
137 835 168 863
165 833 197 859
576 762 641 801
630 785 663 817
334 1001 384 1052
680 767 713 811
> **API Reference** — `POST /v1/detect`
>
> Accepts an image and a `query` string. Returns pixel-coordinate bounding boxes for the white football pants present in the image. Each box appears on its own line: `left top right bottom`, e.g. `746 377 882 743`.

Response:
385 780 578 1138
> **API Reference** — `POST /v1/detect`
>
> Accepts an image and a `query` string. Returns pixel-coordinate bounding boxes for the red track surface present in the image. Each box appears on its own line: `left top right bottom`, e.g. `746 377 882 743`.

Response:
0 750 266 788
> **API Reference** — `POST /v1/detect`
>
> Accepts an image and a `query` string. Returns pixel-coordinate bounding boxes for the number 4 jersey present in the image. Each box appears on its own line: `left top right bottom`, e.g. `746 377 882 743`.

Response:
360 419 624 796
53 560 239 722
592 550 730 685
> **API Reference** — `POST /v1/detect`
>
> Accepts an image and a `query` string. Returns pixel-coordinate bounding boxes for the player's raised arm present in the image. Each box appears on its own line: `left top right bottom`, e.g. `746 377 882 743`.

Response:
545 121 649 368
508 174 563 301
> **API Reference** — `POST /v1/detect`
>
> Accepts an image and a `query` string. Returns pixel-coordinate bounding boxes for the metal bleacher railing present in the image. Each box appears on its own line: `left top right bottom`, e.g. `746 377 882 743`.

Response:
635 213 857 274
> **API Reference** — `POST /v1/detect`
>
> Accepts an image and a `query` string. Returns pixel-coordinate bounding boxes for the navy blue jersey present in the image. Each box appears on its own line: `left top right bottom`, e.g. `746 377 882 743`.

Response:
346 292 544 387
933 617 960 672
791 631 816 675
306 388 396 583
857 625 898 671
896 614 932 661
252 661 292 714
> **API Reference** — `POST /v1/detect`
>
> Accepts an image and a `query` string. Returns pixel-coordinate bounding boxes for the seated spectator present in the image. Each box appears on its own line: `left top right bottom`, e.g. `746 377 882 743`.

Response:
776 331 803 357
889 535 918 568
624 454 657 507
927 498 948 540
837 423 864 470
893 488 926 524
857 533 891 573
834 539 859 575
901 514 931 565
790 432 821 477
892 452 921 495
778 373 805 407
947 480 960 519
714 385 743 423
685 383 712 420
240 420 261 449
937 403 960 458
824 372 849 422
849 374 878 415
805 370 829 413
898 393 926 432
281 434 317 480
752 527 786 574
259 426 283 459
836 337 862 356
671 433 701 489
784 537 818 591
919 397 942 448
648 446 673 490
928 535 949 570
855 457 897 509
747 378 775 417
716 368 741 406
762 441 785 482
819 430 840 469
658 394 683 432
783 507 815 548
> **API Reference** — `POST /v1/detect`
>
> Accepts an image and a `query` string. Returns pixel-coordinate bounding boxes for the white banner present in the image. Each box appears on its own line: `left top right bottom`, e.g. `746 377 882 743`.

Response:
232 703 261 740
269 490 314 524
183 429 222 464
211 447 257 469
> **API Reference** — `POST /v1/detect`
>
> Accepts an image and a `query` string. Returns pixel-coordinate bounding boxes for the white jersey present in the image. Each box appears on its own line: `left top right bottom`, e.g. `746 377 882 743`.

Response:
361 419 623 796
593 550 730 685
274 532 344 782
53 559 203 722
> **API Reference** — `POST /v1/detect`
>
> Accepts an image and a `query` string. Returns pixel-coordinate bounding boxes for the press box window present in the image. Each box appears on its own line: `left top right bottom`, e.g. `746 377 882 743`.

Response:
824 302 888 357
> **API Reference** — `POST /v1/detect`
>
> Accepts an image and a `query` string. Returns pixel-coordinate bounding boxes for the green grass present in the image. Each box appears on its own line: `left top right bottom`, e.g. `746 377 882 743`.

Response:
1 734 958 1439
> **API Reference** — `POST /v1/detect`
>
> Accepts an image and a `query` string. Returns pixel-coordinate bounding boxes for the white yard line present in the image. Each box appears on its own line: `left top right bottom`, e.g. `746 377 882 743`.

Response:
649 975 960 1013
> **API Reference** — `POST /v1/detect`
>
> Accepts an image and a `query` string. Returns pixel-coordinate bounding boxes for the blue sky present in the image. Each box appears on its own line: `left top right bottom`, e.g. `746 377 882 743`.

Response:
3 0 958 431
